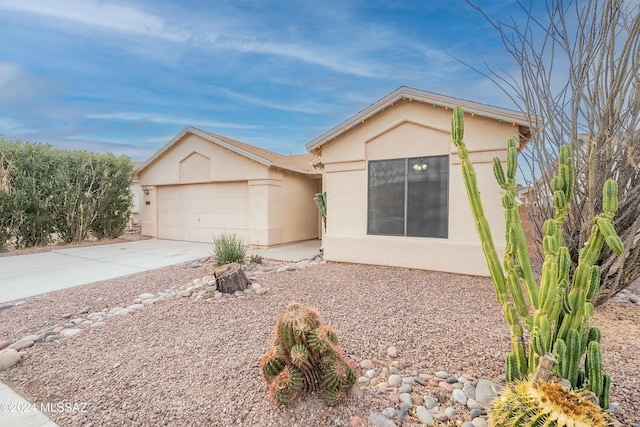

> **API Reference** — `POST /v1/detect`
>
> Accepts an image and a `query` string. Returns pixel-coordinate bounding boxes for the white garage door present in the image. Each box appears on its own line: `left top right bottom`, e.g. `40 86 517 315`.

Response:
157 182 248 243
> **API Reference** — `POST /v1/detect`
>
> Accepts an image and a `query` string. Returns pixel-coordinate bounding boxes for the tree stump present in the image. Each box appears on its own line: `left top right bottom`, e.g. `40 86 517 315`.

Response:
214 263 250 294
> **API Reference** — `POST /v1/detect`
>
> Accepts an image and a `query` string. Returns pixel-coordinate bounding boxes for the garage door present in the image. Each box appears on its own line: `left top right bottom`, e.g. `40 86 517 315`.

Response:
157 182 248 243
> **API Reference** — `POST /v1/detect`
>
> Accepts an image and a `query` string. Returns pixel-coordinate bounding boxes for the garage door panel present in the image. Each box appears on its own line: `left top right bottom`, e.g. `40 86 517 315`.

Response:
158 182 248 243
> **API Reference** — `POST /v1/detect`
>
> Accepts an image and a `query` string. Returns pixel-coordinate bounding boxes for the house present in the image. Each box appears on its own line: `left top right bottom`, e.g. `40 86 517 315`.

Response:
134 127 321 247
306 86 531 276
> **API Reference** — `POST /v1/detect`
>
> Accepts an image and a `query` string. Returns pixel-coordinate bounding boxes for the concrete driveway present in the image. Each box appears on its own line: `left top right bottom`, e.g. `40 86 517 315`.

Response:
0 239 322 304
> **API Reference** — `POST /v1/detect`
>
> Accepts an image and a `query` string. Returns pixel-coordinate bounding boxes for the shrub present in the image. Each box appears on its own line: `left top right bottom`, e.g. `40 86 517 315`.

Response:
212 232 246 266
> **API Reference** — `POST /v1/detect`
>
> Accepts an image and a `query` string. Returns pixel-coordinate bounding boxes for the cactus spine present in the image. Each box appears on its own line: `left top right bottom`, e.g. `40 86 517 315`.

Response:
260 302 356 406
451 106 621 410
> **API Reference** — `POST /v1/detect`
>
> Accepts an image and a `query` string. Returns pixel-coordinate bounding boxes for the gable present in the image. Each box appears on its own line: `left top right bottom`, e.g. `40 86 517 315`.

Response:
366 120 450 161
180 152 211 183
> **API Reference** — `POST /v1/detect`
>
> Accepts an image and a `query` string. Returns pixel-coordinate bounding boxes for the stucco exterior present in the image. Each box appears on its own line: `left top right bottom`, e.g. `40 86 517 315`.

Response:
136 128 321 247
307 87 530 277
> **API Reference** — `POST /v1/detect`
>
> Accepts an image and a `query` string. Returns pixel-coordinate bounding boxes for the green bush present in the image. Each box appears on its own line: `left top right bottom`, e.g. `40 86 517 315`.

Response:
0 139 133 249
212 232 247 266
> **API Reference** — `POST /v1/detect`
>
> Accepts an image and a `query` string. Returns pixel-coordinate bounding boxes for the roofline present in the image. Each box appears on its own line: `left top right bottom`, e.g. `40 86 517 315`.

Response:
134 126 316 176
305 86 532 152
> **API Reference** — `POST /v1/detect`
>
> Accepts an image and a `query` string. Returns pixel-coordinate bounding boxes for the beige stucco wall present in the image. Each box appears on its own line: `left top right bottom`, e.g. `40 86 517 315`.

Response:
137 133 319 247
319 101 519 276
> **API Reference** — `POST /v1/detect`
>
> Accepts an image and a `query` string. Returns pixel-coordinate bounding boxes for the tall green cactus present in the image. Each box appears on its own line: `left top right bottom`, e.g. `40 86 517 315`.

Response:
260 302 356 406
451 106 622 408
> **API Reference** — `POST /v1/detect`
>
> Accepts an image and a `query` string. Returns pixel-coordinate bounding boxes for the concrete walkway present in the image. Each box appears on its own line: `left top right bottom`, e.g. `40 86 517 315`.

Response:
0 238 321 427
0 238 322 304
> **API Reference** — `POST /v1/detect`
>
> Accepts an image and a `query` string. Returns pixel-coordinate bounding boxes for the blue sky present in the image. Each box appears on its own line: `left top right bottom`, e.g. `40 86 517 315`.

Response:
0 0 526 161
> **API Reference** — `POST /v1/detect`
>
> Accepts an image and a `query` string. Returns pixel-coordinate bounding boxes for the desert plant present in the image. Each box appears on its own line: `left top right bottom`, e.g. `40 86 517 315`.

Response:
451 106 622 409
212 232 247 266
250 254 263 264
314 192 327 231
260 302 356 406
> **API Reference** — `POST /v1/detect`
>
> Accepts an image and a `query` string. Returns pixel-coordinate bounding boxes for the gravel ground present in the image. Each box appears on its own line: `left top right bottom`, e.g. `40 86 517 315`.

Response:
1 261 639 426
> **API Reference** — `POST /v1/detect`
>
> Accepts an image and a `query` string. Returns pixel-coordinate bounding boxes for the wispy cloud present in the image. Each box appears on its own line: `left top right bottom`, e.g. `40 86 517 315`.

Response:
0 0 186 41
85 112 262 130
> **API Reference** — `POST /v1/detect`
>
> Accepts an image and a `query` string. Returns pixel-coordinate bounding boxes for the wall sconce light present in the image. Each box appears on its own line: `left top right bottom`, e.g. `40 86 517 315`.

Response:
143 188 150 195
412 163 428 172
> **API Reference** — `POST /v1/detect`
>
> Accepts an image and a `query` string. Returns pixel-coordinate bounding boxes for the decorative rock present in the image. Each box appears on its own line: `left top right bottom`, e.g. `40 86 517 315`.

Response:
80 306 90 314
180 290 192 297
61 329 82 337
387 346 398 357
139 293 155 300
365 369 376 378
53 326 64 334
414 376 427 386
63 323 75 328
447 375 458 384
411 395 423 406
423 395 438 410
432 411 449 422
467 398 483 410
0 349 21 371
250 283 262 291
126 304 145 310
90 321 106 328
399 393 413 407
368 412 395 427
115 309 132 316
396 402 410 423
357 376 370 384
349 416 364 427
416 407 434 426
389 367 401 375
435 370 449 379
453 388 468 405
388 374 402 387
44 335 59 343
377 381 388 392
398 384 412 393
439 381 454 392
360 359 374 370
381 407 396 419
472 417 488 427
470 408 487 419
475 379 502 406
256 287 268 295
401 376 415 384
61 312 73 319
463 383 477 400
8 338 35 351
87 312 105 319
81 320 93 326
0 340 11 350
142 298 158 306
370 377 380 387
462 423 475 427
386 394 399 404
444 406 456 419
133 298 143 304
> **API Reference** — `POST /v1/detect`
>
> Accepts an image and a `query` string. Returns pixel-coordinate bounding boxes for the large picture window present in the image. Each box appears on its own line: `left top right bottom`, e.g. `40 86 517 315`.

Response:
368 155 449 238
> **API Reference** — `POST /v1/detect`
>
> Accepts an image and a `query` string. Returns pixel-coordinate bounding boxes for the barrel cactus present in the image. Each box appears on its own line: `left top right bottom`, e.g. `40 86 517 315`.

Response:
451 106 622 410
260 302 356 406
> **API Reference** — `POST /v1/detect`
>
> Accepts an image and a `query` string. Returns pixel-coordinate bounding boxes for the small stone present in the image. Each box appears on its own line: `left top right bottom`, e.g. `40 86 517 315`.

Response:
115 309 132 316
81 320 93 326
463 383 477 400
139 293 155 300
90 321 106 328
180 290 192 297
87 312 105 319
142 298 158 306
435 370 449 379
369 412 395 427
462 423 475 427
416 406 434 426
444 406 456 419
377 381 388 392
439 381 453 392
71 318 84 325
476 379 502 406
467 398 484 410
396 402 410 422
133 298 143 304
411 395 422 406
447 375 458 384
357 376 370 384
402 376 415 384
414 376 426 386
453 388 468 405
61 329 82 337
399 393 412 407
13 301 25 306
472 418 488 427
432 411 448 422
0 349 21 371
80 306 90 314
126 304 145 310
0 340 10 350
470 408 486 419
8 338 35 351
388 374 402 387
349 416 364 427
398 384 412 393
381 407 396 419
365 369 376 378
389 367 401 375
423 395 438 410
386 394 399 404
256 287 268 295
387 346 398 357
44 335 59 343
250 283 262 291
360 359 374 370
53 326 64 334
370 377 380 386
61 312 73 319
234 291 244 297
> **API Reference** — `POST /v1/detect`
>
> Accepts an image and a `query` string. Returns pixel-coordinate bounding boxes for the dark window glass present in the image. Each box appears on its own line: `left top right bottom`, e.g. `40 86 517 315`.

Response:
368 156 448 238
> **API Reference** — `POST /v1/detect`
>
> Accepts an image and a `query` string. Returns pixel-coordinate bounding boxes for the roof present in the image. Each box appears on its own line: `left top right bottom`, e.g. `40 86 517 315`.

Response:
305 86 532 152
135 126 319 176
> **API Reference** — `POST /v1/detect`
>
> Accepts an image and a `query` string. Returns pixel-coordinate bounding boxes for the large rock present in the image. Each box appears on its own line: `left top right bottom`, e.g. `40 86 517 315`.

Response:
0 349 21 371
8 337 35 351
475 379 503 406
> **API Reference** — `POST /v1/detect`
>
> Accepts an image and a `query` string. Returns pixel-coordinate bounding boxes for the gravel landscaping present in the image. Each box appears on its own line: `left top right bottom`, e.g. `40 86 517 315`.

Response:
1 258 639 426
